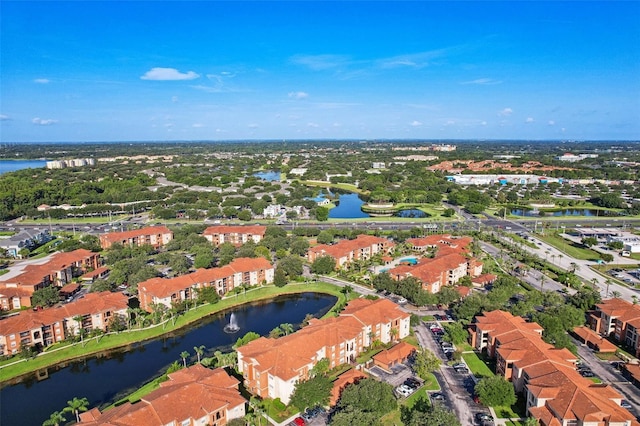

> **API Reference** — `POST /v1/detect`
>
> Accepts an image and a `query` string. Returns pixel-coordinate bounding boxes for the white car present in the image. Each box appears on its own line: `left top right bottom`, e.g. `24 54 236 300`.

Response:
396 385 413 397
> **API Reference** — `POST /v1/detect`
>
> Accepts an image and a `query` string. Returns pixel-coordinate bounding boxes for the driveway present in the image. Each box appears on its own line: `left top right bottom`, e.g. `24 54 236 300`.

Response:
575 343 640 419
414 322 482 426
367 363 413 388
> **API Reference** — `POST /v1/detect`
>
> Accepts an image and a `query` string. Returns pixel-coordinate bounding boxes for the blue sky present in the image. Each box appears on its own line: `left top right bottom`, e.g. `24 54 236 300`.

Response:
1 1 639 142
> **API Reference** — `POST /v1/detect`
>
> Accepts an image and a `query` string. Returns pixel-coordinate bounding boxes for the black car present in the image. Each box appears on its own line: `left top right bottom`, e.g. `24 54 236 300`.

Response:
404 377 421 389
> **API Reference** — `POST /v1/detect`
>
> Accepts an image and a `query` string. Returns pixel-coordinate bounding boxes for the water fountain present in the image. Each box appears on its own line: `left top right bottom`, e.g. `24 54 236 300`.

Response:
223 312 240 333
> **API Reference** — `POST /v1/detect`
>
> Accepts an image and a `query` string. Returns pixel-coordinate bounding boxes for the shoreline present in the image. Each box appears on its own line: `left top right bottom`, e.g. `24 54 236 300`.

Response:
0 282 344 384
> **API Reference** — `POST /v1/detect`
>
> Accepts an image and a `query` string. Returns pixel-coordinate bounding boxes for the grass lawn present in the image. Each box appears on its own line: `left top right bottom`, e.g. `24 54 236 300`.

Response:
380 409 402 425
264 398 298 423
20 215 130 225
0 282 344 383
462 352 495 378
403 334 420 348
505 421 524 426
0 269 9 277
536 233 600 261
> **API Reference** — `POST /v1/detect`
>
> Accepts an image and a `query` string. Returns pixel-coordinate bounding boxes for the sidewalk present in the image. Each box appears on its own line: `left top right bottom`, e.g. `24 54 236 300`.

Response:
488 407 525 426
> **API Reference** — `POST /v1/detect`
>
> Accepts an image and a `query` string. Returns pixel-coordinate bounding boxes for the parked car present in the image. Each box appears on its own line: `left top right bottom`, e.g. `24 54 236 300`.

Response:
404 377 421 389
452 363 466 369
454 366 469 374
396 385 413 397
621 400 632 409
475 412 494 425
430 392 446 402
293 417 306 426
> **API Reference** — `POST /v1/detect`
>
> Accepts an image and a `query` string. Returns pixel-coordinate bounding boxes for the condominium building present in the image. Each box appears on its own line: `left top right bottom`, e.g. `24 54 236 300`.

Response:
203 225 267 247
588 298 640 358
237 298 410 404
79 364 246 425
307 234 395 269
138 257 274 312
0 291 128 356
99 226 173 249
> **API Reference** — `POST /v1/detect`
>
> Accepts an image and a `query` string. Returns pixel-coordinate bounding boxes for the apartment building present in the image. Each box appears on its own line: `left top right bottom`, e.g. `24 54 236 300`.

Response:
471 310 634 426
138 257 274 312
237 298 410 404
588 298 640 357
0 292 128 356
99 226 173 249
0 249 100 307
387 234 483 293
203 225 266 247
469 310 543 356
307 234 395 269
79 364 246 426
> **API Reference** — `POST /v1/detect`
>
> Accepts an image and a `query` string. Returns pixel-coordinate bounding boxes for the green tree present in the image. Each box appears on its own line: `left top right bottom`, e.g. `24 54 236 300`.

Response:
474 376 516 407
581 237 598 247
413 348 441 379
280 323 294 335
311 255 336 274
180 351 190 367
314 206 329 221
64 396 89 423
194 345 206 363
42 411 66 426
443 322 468 345
336 377 397 417
278 255 303 278
329 407 380 426
290 237 310 256
401 395 461 426
316 230 333 245
289 374 333 411
196 286 221 304
234 331 261 349
31 286 60 308
273 267 288 287
269 326 283 338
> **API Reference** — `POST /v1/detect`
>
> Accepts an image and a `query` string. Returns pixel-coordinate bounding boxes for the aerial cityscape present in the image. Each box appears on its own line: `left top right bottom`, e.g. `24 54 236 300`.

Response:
1 1 640 426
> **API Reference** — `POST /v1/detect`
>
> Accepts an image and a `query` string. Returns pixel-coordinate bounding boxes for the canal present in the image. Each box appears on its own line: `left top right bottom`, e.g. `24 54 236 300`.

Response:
0 292 337 426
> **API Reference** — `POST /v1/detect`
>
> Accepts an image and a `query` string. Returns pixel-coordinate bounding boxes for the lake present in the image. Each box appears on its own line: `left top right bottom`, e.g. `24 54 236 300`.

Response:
0 159 47 175
328 193 370 219
0 292 336 426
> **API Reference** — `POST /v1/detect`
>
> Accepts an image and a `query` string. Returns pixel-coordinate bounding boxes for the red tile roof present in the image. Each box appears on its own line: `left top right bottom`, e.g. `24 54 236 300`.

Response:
139 257 273 299
572 326 617 352
100 226 172 244
203 225 266 236
330 369 367 406
0 292 128 336
309 235 393 261
79 364 246 425
372 341 417 366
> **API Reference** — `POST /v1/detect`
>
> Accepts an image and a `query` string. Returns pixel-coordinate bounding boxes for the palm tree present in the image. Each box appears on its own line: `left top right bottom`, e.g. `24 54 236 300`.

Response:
590 278 599 291
605 279 612 297
194 345 206 363
269 327 283 339
73 315 86 347
180 351 190 368
42 410 66 426
612 290 622 299
279 323 294 336
570 262 579 274
389 327 399 342
540 274 547 291
551 254 556 265
64 396 89 423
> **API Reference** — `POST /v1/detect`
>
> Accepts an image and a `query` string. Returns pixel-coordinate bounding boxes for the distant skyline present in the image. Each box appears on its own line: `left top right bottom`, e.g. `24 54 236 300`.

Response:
1 1 639 142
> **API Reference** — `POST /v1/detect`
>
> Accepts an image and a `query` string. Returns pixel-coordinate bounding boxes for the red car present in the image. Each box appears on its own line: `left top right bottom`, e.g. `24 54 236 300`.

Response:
294 417 306 426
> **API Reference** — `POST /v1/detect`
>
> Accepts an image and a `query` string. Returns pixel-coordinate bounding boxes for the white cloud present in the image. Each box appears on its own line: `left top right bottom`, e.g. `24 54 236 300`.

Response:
445 120 455 126
248 123 259 129
290 54 350 70
140 67 199 81
481 121 487 126
32 117 58 126
410 120 423 127
307 122 319 128
548 120 556 126
0 114 10 121
288 91 309 100
192 123 204 128
499 107 513 116
171 96 179 103
525 117 534 123
34 78 50 84
460 78 502 85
